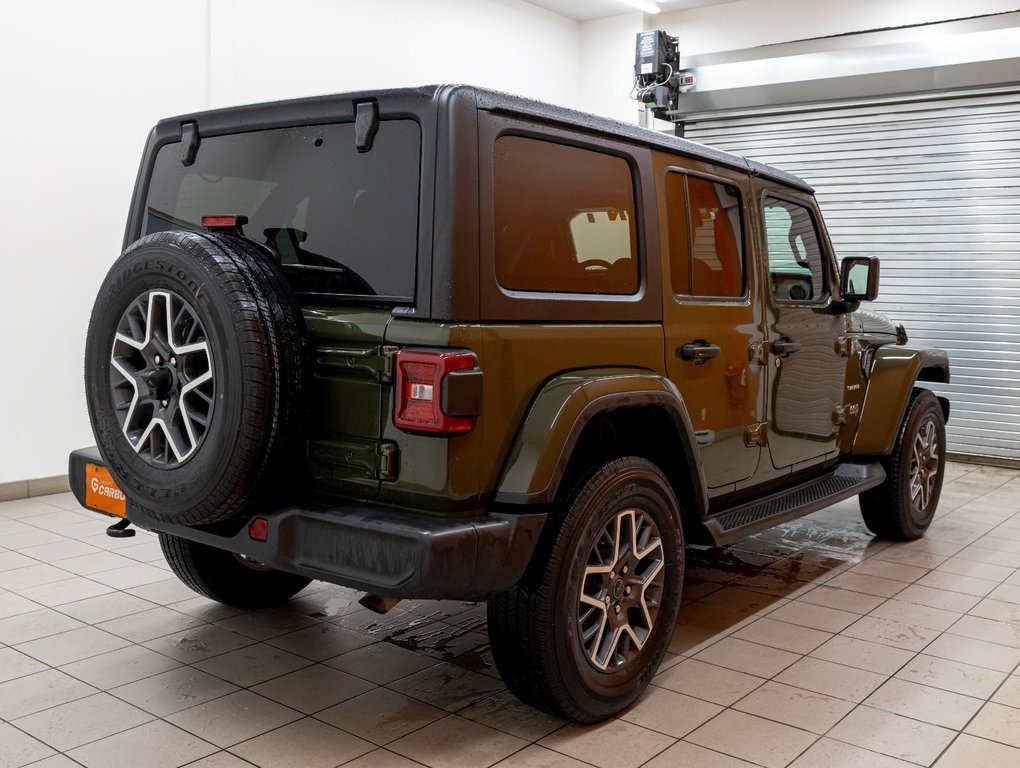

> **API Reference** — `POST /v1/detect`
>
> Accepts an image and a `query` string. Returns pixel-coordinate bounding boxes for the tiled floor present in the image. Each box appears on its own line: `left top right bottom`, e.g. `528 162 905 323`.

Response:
2 461 1020 768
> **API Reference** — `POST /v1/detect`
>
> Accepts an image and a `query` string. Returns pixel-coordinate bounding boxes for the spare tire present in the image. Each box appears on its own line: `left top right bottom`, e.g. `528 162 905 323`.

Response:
84 230 306 526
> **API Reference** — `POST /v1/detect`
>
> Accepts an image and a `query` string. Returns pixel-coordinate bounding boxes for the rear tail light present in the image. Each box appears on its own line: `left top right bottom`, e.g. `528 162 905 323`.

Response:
393 350 481 435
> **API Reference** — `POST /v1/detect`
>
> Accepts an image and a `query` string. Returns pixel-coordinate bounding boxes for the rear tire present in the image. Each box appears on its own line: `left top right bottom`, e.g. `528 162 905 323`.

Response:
159 533 311 608
487 457 684 723
860 389 946 540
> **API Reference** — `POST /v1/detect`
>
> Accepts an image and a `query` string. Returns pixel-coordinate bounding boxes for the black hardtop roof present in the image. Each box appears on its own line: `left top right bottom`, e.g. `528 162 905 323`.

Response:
158 84 812 193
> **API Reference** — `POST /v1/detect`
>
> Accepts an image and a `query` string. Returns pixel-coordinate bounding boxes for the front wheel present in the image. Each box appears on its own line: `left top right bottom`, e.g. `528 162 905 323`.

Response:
488 457 684 722
860 389 946 540
159 534 312 608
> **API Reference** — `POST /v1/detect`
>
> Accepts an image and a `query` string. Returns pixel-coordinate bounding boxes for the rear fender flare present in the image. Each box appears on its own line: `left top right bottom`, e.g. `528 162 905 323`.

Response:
493 369 708 517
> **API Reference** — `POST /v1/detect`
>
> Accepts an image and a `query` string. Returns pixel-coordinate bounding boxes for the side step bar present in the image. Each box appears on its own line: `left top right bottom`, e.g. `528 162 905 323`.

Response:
702 462 886 547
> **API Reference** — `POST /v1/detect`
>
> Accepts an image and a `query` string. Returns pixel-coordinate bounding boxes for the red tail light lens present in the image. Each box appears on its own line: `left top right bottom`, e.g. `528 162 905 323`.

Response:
394 350 477 435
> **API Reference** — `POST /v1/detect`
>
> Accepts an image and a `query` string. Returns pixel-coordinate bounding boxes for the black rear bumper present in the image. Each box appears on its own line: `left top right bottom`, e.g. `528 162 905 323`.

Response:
69 447 545 600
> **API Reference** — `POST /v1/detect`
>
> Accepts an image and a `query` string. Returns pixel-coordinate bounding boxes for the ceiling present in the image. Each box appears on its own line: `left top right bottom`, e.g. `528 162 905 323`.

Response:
526 0 743 22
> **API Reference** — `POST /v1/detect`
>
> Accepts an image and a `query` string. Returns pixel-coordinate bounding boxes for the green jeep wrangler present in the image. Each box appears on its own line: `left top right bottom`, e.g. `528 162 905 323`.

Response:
70 85 950 722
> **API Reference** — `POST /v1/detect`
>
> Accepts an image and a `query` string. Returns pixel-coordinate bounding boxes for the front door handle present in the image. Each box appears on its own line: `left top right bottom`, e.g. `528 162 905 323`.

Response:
678 340 721 365
771 338 802 357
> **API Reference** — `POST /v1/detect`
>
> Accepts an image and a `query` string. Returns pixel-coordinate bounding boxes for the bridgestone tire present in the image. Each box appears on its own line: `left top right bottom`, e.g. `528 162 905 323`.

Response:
85 231 306 526
860 389 946 540
487 457 684 723
159 533 311 607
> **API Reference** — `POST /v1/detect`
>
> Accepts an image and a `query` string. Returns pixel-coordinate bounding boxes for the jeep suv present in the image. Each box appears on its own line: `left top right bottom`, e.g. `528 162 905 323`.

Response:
70 85 949 722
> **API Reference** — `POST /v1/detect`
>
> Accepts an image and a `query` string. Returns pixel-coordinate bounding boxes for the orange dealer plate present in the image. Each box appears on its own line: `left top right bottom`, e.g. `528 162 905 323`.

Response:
84 464 127 518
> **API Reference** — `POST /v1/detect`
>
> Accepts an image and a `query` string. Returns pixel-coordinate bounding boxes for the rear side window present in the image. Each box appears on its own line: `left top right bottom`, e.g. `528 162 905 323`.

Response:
665 172 745 298
763 198 827 302
144 120 421 302
493 136 638 295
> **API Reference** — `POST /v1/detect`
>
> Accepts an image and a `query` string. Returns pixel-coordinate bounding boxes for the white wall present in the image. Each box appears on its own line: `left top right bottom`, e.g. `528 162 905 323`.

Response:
578 12 645 124
0 0 580 486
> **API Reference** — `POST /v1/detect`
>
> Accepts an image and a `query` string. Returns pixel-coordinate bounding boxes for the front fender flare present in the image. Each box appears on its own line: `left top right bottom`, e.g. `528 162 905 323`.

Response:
493 369 708 516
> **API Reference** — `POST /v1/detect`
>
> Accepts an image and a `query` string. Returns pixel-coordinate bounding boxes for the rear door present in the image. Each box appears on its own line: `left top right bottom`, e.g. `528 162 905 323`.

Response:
655 154 767 494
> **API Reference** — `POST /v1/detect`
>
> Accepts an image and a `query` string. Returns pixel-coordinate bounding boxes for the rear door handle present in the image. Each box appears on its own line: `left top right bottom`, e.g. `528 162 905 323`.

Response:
678 340 721 365
771 338 802 357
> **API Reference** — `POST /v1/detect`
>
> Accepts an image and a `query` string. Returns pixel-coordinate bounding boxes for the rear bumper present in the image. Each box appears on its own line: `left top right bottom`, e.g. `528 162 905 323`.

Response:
69 446 546 600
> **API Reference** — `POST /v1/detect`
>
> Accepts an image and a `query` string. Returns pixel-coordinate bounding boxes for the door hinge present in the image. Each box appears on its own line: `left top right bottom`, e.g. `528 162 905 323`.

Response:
744 422 768 447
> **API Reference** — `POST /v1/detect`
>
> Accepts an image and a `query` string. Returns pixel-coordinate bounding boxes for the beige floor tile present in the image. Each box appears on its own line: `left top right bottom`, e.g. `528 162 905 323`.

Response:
317 687 445 745
873 547 948 570
265 621 376 660
0 668 98 720
618 685 722 738
0 646 48 683
492 743 594 767
653 658 764 706
0 722 56 768
965 701 1020 749
342 749 427 768
56 591 156 624
767 600 859 633
229 716 373 768
923 633 1020 672
824 572 906 598
167 596 249 622
539 719 674 768
2 530 67 550
0 562 69 590
192 641 312 687
789 737 920 768
958 547 1020 569
60 644 181 689
849 559 929 583
894 584 982 613
991 674 1020 707
214 607 321 640
693 637 799 677
111 666 239 717
685 709 816 768
14 624 130 666
969 597 1020 624
96 606 204 643
0 608 85 644
174 755 254 768
55 551 145 576
895 654 1007 699
792 586 886 614
0 550 36 572
251 663 374 713
733 680 853 734
828 705 956 764
948 614 1020 649
67 720 218 768
16 576 114 606
936 557 1015 582
732 617 832 655
388 662 505 712
89 563 173 590
775 657 886 702
459 690 566 741
142 623 256 663
166 690 302 748
126 577 199 605
642 740 758 768
11 691 153 751
810 635 915 675
390 715 528 768
865 678 984 730
917 570 999 597
326 640 438 684
15 755 82 768
19 539 102 562
934 733 1020 768
667 620 731 656
868 599 962 631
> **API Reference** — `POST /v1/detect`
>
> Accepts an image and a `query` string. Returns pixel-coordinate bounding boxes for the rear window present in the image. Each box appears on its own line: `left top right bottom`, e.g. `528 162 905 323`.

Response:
144 120 421 302
493 136 638 296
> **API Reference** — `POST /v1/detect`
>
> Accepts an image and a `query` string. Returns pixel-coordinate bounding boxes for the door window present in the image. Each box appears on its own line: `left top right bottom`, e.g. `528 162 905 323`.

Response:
763 199 827 302
665 173 745 298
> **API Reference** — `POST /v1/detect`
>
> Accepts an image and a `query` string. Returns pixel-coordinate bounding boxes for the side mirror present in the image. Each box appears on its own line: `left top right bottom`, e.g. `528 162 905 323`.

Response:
840 256 880 302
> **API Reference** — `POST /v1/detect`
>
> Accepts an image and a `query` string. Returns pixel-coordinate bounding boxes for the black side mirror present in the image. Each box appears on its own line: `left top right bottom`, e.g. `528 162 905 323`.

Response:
840 256 880 302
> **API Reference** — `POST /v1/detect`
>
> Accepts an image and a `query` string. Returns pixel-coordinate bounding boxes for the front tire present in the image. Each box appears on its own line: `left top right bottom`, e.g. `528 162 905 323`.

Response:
860 389 946 540
159 534 311 608
487 457 684 722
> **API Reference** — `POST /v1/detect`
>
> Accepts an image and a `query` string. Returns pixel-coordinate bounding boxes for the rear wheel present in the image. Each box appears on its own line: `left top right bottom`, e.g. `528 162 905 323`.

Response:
860 389 946 540
488 457 684 722
159 533 311 608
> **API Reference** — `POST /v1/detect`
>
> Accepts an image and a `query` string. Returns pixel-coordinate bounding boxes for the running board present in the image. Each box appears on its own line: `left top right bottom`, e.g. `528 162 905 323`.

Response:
702 462 886 547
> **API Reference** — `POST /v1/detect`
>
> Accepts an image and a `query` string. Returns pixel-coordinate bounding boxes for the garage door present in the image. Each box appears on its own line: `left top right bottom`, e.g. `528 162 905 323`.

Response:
684 88 1020 461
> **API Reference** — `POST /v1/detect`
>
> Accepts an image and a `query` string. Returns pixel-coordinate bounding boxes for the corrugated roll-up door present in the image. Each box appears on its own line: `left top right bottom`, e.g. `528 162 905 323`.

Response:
684 88 1020 461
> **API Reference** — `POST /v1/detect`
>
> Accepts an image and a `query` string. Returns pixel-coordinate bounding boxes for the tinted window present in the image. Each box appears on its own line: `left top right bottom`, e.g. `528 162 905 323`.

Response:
666 173 744 298
494 136 638 295
145 120 421 301
763 199 826 302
